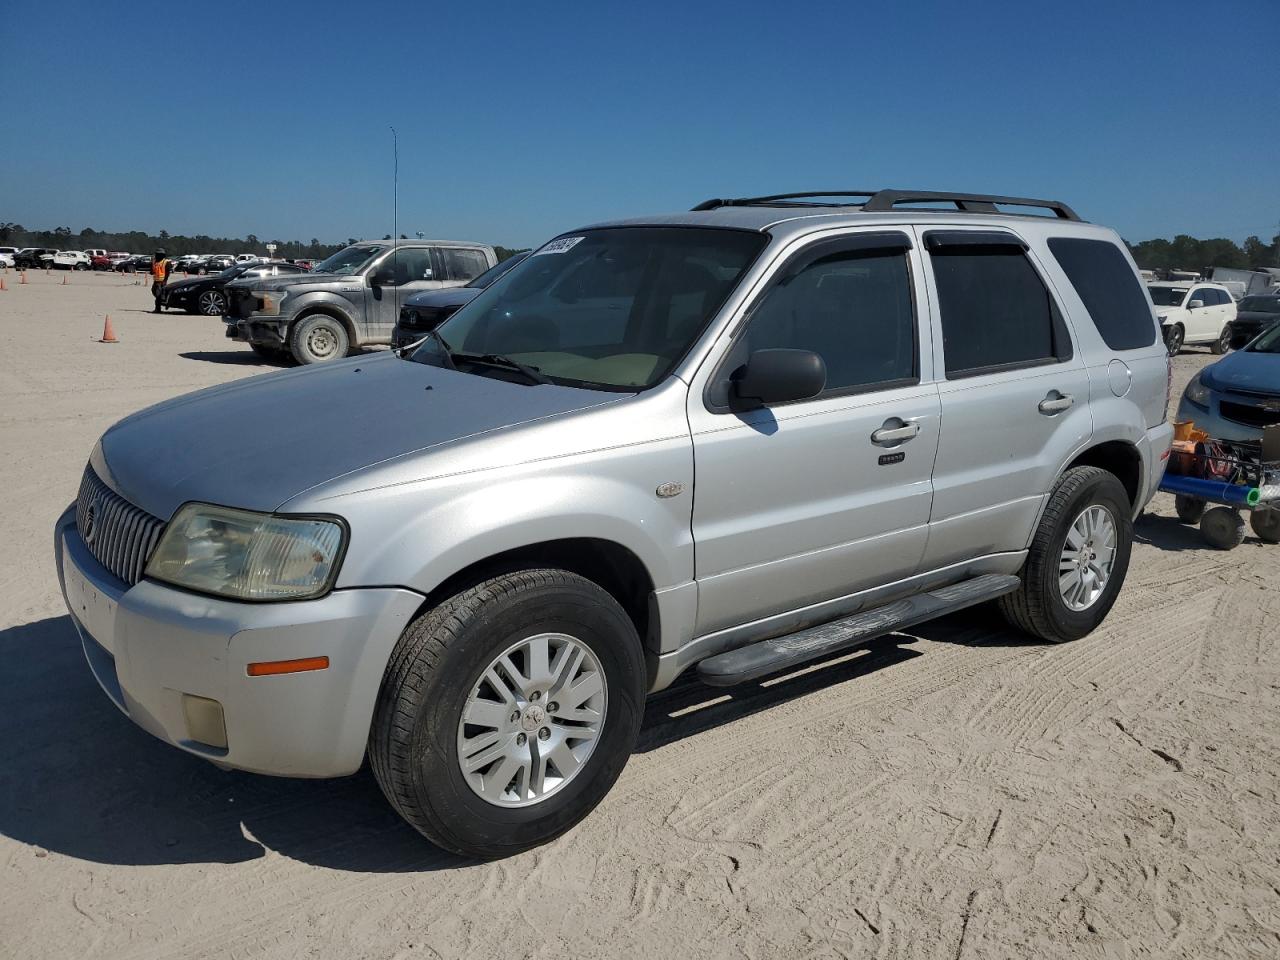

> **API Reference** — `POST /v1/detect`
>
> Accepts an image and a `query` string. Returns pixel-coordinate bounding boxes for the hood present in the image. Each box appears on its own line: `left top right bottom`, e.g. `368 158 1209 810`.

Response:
1234 310 1280 324
1201 349 1280 395
402 287 481 310
224 272 337 292
96 352 619 519
163 276 208 293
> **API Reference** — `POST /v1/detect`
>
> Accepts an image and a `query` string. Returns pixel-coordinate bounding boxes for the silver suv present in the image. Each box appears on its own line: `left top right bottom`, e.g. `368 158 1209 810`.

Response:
223 239 497 363
55 190 1173 858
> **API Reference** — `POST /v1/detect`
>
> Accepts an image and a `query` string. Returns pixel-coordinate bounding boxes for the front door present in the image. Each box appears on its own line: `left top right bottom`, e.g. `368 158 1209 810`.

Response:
916 226 1094 570
688 230 939 636
364 246 445 343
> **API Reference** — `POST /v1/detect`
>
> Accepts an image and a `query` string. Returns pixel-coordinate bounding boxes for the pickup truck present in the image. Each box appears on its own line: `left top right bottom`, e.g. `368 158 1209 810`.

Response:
224 239 497 363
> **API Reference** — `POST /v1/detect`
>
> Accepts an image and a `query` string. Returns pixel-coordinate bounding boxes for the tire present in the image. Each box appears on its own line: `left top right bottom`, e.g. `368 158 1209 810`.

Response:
369 568 645 859
197 289 227 316
1174 494 1206 525
1200 507 1245 550
1164 324 1184 356
1250 508 1280 544
998 466 1133 643
1210 324 1232 355
288 313 349 364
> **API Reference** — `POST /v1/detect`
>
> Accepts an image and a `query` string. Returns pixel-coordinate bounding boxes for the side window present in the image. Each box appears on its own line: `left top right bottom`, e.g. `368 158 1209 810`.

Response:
380 248 433 284
1213 289 1230 306
727 244 917 399
928 237 1069 377
442 247 490 282
1046 237 1156 350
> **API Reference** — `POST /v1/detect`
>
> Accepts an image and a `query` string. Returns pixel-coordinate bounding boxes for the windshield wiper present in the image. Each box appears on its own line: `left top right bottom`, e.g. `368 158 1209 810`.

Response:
452 352 550 385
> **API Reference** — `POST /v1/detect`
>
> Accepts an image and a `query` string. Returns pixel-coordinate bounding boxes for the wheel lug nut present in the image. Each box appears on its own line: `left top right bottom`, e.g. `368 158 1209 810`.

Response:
510 710 520 723
547 702 558 713
538 727 550 741
516 733 527 746
530 691 541 701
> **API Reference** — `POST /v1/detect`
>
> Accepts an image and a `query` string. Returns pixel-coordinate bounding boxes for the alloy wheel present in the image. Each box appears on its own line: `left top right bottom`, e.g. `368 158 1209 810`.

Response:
1058 505 1117 612
456 632 607 808
198 290 226 315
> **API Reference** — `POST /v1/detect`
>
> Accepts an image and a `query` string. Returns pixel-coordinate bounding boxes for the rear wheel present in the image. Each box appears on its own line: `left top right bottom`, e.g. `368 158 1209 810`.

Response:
1248 508 1280 544
1163 324 1184 356
1174 494 1206 525
370 569 645 859
288 313 349 364
1210 324 1232 355
999 466 1133 643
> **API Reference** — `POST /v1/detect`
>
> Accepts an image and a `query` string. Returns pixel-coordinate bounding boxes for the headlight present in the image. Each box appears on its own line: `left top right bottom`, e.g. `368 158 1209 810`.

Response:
1183 372 1211 407
146 503 346 601
253 289 289 316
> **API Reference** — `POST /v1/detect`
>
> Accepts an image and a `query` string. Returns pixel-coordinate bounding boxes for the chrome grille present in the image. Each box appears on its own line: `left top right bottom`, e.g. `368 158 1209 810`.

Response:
75 466 166 585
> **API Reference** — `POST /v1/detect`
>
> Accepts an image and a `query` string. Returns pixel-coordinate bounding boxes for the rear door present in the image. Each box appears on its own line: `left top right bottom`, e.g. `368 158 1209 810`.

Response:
688 229 939 635
918 227 1093 570
441 247 493 287
1185 286 1217 342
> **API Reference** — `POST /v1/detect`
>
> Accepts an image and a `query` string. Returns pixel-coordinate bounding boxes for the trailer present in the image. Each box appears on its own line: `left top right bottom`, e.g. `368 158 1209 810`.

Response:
1161 425 1280 549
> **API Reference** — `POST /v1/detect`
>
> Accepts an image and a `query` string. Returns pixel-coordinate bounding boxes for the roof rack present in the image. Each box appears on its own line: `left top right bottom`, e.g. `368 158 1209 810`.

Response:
691 189 1082 221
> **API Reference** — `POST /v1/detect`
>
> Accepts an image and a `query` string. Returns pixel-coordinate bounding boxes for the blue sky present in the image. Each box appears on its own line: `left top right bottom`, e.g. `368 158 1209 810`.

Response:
2 0 1276 248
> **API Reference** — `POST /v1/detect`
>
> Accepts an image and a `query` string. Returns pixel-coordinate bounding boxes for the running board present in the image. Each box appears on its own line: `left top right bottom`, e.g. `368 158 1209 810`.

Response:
696 573 1021 687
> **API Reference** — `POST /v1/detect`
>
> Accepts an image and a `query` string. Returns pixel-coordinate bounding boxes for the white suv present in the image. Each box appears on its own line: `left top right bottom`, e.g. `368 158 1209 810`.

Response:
51 250 92 271
1148 281 1237 355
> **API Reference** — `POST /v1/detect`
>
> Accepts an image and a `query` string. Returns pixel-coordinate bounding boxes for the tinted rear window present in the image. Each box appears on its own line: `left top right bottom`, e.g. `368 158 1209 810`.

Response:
1048 238 1157 350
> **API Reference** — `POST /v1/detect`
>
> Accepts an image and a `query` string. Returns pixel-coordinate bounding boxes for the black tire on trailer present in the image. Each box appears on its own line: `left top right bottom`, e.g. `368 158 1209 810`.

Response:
369 568 646 859
998 466 1133 644
1249 508 1280 544
1174 495 1206 525
1200 507 1246 550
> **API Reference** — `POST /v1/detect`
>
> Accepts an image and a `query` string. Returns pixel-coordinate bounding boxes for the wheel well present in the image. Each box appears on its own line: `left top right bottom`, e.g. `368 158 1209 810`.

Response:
1068 441 1141 507
421 538 657 651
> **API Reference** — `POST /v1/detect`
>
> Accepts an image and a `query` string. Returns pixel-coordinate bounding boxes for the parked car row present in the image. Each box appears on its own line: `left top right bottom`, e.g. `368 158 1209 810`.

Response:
159 260 310 315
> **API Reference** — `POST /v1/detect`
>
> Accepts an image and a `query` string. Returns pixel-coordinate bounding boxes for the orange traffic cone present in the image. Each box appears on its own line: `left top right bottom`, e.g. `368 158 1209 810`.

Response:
61 274 69 285
19 271 28 284
0 277 6 291
100 316 119 343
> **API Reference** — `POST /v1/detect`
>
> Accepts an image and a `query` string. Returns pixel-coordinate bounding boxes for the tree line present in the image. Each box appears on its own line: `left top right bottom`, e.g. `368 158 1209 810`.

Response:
0 222 528 263
2 219 1275 275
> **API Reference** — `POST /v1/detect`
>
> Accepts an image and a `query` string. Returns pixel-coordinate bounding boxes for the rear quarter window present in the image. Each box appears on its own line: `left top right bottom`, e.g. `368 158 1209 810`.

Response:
1047 238 1157 350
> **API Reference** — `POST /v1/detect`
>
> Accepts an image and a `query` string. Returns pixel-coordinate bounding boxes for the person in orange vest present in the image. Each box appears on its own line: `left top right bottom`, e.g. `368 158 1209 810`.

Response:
150 249 170 313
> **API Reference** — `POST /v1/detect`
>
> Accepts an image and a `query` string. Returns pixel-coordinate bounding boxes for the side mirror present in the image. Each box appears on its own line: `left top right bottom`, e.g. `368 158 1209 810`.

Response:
1188 299 1205 309
370 268 393 286
731 349 826 406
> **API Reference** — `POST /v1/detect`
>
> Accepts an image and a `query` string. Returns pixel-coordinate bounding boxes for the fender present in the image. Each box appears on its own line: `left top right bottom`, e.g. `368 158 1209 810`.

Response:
281 291 361 340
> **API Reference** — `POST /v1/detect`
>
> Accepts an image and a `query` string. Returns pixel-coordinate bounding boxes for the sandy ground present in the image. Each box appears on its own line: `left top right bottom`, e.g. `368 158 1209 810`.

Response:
1 268 1278 960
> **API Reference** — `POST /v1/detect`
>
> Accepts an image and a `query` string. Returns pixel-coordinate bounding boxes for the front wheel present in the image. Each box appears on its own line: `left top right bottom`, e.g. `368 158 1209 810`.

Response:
999 466 1133 643
369 569 645 859
1250 508 1280 544
1210 324 1232 355
197 289 227 316
288 313 349 364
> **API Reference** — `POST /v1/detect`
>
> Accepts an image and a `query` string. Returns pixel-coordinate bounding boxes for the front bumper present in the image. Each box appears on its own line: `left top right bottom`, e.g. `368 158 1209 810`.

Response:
224 318 286 345
54 506 424 777
1176 392 1277 444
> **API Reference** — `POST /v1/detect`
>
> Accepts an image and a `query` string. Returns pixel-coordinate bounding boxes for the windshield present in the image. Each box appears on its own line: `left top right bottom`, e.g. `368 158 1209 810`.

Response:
1148 287 1188 307
413 227 765 390
467 252 529 289
313 244 381 275
1247 323 1280 353
1239 296 1280 313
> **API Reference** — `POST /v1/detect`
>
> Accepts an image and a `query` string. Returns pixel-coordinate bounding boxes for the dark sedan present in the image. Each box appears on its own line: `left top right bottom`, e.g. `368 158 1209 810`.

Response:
392 252 529 350
159 261 308 315
1229 294 1280 348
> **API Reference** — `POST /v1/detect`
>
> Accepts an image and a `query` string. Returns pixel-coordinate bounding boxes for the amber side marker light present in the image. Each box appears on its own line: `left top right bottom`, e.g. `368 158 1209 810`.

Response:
247 656 330 677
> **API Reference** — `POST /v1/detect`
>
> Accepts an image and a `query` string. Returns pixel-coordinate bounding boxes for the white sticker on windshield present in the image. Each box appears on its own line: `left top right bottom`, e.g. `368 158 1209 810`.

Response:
533 236 585 256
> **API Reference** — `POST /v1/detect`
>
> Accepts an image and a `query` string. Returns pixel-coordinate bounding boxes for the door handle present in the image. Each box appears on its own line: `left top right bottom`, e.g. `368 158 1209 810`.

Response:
1038 392 1074 415
871 420 921 444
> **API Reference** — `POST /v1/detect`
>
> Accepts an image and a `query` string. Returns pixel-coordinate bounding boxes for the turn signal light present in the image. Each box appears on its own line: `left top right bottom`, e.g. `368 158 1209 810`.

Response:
247 656 330 677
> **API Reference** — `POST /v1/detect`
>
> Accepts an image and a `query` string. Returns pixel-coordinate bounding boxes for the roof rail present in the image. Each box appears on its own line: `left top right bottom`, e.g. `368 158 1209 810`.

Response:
861 190 1081 221
691 192 876 211
691 189 1082 221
